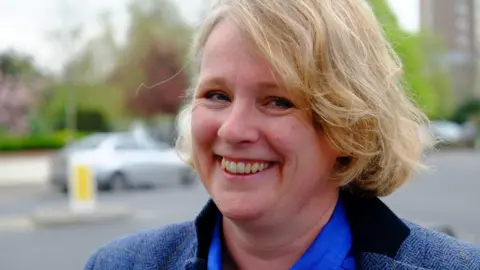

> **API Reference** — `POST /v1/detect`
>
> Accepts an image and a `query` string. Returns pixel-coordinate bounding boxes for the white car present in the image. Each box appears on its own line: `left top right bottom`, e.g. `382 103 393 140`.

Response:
429 120 474 148
49 132 196 192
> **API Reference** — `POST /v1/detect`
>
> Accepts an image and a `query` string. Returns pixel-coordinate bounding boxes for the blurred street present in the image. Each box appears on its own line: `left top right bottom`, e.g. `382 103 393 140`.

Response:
1 0 479 269
0 150 479 270
0 183 209 270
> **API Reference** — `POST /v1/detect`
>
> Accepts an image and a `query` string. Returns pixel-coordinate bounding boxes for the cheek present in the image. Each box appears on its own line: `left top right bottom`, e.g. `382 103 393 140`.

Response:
268 119 338 169
267 120 313 156
191 106 220 151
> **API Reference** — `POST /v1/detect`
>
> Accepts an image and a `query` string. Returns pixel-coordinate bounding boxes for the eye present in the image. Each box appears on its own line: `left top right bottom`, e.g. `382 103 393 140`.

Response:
267 97 294 109
204 91 231 102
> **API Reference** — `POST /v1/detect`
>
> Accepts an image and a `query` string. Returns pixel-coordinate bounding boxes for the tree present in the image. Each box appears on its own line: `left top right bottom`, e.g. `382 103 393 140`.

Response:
121 40 189 117
53 108 110 132
0 51 52 135
39 83 123 131
62 11 119 84
0 52 34 77
368 0 451 119
419 31 453 119
110 0 192 119
53 0 193 133
451 98 480 124
46 0 88 141
43 8 127 131
0 71 35 135
0 50 50 87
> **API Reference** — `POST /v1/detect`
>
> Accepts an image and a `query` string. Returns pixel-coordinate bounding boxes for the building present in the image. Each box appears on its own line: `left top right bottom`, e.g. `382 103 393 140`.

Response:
420 0 480 106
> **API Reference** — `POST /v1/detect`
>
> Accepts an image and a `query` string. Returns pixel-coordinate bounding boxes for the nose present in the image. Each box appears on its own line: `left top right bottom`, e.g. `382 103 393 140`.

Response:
217 100 260 144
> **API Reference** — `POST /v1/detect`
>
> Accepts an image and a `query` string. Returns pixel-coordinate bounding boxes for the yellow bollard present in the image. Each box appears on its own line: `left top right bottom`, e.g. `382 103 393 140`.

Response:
73 165 94 202
69 157 97 213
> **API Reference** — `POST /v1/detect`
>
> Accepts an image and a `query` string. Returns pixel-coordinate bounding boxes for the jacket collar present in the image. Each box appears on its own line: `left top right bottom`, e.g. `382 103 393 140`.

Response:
341 190 410 257
193 190 410 262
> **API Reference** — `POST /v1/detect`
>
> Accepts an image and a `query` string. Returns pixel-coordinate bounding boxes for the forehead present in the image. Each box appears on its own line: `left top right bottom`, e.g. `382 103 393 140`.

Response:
196 20 311 110
198 20 279 89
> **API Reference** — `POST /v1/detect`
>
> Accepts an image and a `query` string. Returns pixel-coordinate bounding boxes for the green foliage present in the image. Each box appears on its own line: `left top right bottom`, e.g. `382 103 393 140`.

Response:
53 108 111 132
0 50 51 90
451 98 480 124
0 136 64 151
125 0 192 56
53 0 193 122
111 0 192 117
62 11 119 84
76 110 110 132
53 129 90 141
0 131 88 151
0 51 36 77
394 33 440 117
419 31 454 119
368 0 451 119
28 112 53 136
40 83 124 129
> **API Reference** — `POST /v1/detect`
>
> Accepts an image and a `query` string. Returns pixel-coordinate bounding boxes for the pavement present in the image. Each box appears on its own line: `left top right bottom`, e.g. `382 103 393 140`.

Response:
30 204 133 228
0 150 478 270
0 183 208 270
0 153 51 187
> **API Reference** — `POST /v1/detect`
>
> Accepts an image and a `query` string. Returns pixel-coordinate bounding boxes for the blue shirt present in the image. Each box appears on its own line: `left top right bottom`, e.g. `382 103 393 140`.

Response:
208 197 356 270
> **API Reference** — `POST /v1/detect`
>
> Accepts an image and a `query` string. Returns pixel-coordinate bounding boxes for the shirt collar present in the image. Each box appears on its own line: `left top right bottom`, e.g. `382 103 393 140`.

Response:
290 197 355 269
207 197 356 270
207 215 223 270
194 190 410 262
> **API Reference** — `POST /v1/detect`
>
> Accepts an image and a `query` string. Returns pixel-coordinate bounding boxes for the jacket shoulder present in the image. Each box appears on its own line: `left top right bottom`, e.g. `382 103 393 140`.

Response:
398 220 480 269
84 221 197 270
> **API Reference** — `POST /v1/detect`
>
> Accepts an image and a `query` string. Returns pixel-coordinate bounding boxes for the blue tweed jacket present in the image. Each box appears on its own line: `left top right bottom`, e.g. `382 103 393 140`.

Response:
85 191 480 269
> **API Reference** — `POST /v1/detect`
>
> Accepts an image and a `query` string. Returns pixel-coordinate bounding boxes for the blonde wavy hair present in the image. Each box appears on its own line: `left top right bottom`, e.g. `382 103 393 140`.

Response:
175 0 431 197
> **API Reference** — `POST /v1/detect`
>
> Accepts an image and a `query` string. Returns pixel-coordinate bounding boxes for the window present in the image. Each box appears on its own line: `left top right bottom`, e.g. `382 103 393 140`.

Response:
68 133 109 150
114 135 145 150
144 140 169 150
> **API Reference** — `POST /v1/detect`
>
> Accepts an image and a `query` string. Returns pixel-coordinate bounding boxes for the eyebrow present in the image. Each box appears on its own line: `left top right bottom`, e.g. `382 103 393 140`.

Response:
197 77 227 90
197 76 280 91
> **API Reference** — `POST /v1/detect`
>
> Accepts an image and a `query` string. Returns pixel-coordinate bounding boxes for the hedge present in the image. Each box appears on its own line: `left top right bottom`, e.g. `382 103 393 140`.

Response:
0 131 89 151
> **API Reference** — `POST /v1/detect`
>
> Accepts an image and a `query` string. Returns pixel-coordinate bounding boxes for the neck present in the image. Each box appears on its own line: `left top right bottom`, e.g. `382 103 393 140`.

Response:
222 189 339 269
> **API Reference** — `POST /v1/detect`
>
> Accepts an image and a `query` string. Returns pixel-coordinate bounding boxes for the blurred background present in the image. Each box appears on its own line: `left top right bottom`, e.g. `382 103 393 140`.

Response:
0 0 479 269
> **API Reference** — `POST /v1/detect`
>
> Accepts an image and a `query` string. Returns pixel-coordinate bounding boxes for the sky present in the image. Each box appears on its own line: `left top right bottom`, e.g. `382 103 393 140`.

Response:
0 0 419 74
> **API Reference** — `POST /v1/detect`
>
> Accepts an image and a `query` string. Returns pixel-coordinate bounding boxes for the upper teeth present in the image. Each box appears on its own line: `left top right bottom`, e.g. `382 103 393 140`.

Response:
221 158 270 174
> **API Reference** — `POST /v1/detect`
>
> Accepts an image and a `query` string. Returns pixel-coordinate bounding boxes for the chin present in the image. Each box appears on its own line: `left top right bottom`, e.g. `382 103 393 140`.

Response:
214 194 271 222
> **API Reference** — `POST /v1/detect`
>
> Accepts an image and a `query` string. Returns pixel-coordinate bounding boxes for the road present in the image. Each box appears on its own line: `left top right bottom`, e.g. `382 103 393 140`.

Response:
0 150 479 270
0 184 210 270
383 150 480 242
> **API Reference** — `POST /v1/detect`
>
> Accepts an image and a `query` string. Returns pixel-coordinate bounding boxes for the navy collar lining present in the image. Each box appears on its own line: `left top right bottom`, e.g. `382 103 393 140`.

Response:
194 190 410 261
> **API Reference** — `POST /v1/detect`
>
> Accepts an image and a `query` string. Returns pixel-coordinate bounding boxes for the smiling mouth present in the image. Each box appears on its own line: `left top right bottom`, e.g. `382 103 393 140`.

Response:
215 155 277 175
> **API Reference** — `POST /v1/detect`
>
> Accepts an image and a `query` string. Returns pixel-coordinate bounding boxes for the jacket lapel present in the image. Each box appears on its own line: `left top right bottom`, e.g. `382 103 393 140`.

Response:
189 190 412 269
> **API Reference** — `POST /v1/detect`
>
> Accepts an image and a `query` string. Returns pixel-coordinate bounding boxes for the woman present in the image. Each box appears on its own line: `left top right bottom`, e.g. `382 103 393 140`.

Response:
85 0 480 269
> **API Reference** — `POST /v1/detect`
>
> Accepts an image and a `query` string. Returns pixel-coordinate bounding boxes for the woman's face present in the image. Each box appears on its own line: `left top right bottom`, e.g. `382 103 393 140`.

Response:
191 20 340 222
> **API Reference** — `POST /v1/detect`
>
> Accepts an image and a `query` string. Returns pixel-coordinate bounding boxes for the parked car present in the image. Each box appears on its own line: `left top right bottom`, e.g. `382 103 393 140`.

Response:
49 132 196 193
429 120 475 148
